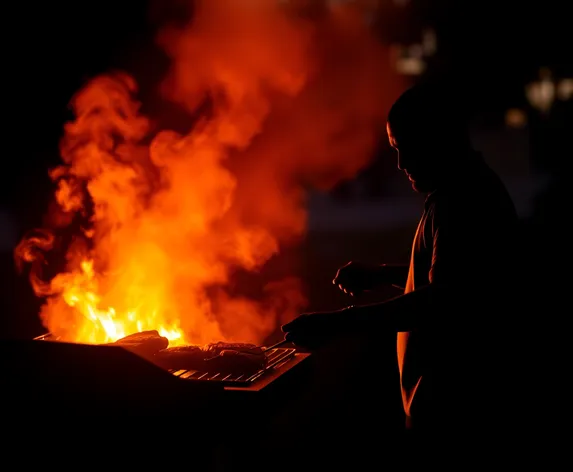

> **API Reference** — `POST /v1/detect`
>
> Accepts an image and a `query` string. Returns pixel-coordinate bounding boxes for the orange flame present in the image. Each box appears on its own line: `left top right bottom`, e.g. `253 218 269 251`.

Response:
15 0 404 346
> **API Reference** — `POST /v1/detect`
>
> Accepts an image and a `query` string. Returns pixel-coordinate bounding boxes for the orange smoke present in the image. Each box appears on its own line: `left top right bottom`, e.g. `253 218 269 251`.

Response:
15 0 403 346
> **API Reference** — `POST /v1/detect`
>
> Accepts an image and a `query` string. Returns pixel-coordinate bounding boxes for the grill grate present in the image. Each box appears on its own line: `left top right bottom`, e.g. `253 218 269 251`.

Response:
169 347 296 386
33 334 299 388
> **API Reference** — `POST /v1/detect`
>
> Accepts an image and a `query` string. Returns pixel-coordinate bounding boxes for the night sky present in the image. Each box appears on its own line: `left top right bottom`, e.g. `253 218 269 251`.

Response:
3 0 569 220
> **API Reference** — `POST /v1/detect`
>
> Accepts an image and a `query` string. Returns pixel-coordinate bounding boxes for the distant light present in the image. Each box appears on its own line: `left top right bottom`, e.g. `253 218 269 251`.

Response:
392 42 426 76
396 57 426 75
421 29 437 56
557 79 573 101
505 108 527 128
526 68 556 113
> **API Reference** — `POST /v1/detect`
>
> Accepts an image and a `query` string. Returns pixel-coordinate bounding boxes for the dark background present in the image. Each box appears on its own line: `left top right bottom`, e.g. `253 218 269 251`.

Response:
0 0 569 342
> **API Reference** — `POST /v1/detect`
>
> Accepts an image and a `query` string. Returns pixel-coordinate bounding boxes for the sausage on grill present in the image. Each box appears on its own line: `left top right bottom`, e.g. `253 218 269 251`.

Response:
154 342 267 373
110 332 267 374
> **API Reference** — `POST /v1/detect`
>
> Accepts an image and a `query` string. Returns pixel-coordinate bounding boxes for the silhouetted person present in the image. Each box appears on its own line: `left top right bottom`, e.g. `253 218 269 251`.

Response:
282 81 523 449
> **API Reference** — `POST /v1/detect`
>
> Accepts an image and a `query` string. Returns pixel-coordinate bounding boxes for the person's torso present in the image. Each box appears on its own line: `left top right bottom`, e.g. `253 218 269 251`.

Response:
398 155 519 420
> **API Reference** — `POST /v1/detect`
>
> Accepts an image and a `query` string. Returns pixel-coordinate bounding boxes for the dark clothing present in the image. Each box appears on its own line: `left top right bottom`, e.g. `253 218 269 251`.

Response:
399 152 519 430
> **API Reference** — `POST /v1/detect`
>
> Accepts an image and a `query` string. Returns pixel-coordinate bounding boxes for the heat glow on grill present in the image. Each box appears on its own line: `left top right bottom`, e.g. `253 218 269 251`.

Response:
169 347 296 384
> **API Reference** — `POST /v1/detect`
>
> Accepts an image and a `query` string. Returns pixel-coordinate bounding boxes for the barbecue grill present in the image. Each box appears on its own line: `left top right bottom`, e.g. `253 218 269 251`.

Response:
31 333 308 391
1 333 312 419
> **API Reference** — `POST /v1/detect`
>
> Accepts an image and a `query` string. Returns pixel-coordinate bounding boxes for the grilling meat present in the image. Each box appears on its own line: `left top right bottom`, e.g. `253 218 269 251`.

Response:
204 342 266 374
204 347 266 374
154 342 266 374
109 332 267 374
153 345 205 370
110 330 169 358
204 342 262 357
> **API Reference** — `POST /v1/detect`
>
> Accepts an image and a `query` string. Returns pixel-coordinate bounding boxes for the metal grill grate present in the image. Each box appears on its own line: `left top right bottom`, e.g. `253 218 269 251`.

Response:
169 347 297 386
33 334 300 388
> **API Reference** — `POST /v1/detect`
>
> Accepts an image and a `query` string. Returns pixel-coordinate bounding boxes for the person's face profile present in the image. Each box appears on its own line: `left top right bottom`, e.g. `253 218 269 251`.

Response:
387 121 439 193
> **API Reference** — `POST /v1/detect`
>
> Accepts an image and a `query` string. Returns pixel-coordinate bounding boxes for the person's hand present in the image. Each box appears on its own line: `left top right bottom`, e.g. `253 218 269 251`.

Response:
281 310 346 349
333 261 384 296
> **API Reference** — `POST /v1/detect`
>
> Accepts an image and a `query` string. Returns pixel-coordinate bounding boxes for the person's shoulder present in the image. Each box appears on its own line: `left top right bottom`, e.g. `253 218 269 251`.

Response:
425 180 498 226
421 192 464 237
425 188 467 214
436 158 513 208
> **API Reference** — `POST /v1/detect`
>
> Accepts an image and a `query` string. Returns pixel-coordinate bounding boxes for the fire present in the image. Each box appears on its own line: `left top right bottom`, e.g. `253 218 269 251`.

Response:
53 259 184 344
15 0 404 346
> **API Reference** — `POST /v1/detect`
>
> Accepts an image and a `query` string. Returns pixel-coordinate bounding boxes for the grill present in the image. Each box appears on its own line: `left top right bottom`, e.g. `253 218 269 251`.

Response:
1 332 312 421
25 333 310 392
167 347 299 387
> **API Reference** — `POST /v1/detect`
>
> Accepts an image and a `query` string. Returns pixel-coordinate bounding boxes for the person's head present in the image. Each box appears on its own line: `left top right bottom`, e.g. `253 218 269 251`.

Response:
387 80 473 193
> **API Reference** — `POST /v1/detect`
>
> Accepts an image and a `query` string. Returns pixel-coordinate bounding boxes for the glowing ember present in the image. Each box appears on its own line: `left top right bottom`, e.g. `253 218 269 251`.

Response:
14 0 403 346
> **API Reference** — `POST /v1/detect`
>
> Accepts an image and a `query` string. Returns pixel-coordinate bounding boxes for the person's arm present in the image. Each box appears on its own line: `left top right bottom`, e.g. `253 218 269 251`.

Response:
341 194 513 332
340 283 449 332
338 198 480 330
281 285 449 345
377 264 409 289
